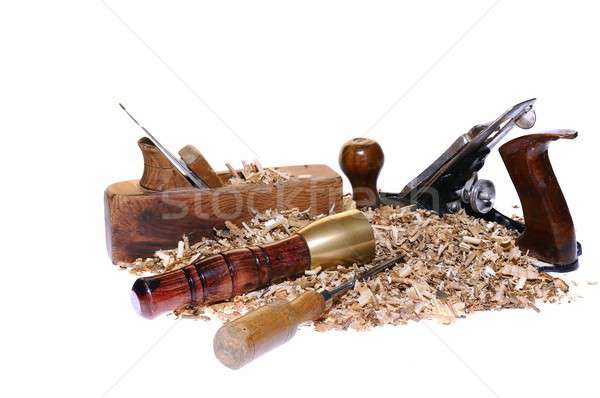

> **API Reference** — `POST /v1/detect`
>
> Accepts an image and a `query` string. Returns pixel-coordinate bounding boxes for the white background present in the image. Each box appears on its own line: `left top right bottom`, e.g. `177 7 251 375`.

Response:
1 1 599 397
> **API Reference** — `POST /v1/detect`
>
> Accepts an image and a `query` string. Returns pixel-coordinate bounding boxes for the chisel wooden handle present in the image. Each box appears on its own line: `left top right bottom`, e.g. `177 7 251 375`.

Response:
131 235 310 319
131 209 375 319
179 144 224 188
213 291 326 369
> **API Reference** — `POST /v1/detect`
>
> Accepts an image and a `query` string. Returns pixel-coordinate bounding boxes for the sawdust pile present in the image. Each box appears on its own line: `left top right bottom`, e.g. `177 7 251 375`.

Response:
225 160 290 185
121 203 569 331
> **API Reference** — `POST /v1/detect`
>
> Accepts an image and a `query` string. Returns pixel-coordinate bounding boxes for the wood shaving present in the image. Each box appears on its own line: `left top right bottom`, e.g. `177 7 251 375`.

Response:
120 200 570 331
226 160 290 185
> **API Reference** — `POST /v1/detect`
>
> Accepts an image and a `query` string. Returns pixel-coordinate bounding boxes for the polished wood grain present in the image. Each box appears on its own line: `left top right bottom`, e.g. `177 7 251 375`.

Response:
138 138 191 191
499 131 578 266
213 290 326 369
179 144 224 188
105 164 343 263
339 137 384 208
131 234 311 319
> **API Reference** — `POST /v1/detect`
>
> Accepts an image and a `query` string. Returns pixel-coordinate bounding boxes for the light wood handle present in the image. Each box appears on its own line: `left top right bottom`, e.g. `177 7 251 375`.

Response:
179 144 224 188
213 291 326 369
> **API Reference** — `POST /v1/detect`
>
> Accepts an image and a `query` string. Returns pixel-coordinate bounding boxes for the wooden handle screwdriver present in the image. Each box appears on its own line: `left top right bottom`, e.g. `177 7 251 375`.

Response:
213 255 404 369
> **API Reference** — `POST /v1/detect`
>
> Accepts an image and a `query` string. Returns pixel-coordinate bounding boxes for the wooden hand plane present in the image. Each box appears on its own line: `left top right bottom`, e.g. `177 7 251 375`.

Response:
105 139 343 264
105 106 343 264
339 99 582 272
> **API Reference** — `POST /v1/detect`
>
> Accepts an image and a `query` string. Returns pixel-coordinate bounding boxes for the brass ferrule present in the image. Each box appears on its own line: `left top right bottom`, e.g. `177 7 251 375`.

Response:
297 209 375 269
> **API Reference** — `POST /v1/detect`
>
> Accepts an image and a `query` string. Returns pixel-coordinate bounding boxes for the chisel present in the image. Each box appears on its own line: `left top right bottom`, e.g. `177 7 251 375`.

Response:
213 254 404 369
131 209 375 319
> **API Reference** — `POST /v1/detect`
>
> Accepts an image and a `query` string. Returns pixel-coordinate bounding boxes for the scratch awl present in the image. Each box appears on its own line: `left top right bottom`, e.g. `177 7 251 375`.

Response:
213 255 404 369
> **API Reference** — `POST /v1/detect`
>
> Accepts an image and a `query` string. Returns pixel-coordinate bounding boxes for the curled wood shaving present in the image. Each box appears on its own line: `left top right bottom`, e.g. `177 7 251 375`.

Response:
226 160 290 185
121 208 315 276
120 200 570 331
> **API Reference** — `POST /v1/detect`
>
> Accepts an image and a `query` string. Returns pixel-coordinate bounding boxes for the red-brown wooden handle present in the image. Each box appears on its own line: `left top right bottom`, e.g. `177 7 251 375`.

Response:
339 138 384 208
499 131 578 266
131 234 310 318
